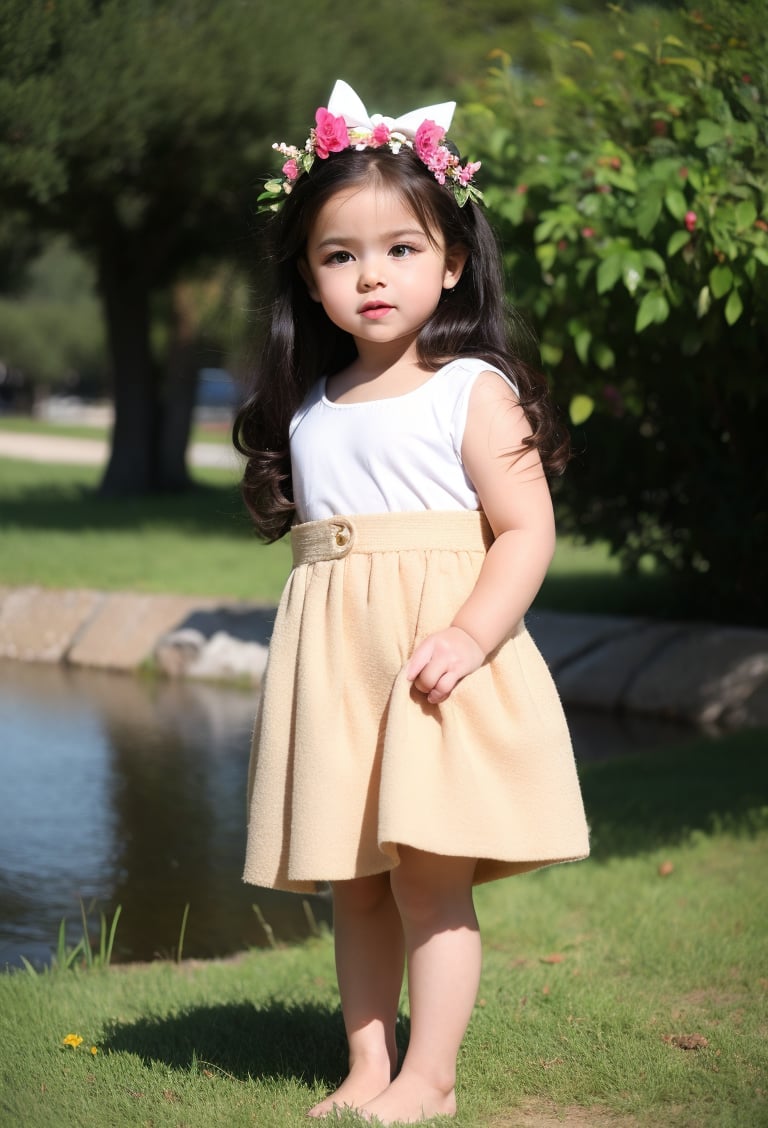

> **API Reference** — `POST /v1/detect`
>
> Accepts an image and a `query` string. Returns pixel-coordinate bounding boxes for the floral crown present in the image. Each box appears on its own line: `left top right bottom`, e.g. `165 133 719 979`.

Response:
258 79 482 213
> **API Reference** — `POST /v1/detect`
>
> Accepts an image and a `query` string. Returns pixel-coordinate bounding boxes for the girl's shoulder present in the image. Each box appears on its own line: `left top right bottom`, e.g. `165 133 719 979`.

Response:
437 356 519 404
435 358 519 458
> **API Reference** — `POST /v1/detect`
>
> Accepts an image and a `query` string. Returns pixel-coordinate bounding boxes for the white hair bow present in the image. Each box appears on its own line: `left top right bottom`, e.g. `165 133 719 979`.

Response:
326 79 456 139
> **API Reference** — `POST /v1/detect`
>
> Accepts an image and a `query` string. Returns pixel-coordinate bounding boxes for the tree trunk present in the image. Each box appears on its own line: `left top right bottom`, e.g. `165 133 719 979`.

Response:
98 239 159 494
159 281 199 491
97 241 198 494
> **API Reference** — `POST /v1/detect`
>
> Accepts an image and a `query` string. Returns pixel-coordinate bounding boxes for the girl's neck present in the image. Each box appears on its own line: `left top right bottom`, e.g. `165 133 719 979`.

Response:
327 340 434 405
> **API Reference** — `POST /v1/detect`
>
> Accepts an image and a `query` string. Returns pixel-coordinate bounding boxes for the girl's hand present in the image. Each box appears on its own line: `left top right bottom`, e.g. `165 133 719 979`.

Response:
405 627 485 705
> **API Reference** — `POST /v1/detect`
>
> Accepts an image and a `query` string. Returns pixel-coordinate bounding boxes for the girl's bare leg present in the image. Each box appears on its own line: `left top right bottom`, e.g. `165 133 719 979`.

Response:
360 848 480 1125
308 871 405 1117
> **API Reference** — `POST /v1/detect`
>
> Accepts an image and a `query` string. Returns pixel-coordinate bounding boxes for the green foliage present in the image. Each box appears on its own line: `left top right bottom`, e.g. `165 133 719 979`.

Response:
0 0 453 247
459 2 768 623
0 210 42 291
0 237 106 389
441 0 606 77
0 0 458 491
0 297 102 388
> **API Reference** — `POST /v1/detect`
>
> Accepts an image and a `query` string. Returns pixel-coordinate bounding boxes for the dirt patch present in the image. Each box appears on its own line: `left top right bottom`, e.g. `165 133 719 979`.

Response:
662 1032 709 1050
676 988 744 1009
486 1100 640 1127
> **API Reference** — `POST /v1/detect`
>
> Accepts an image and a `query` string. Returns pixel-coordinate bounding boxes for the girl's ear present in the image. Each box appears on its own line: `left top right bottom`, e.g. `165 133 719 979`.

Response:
298 258 321 302
442 245 469 291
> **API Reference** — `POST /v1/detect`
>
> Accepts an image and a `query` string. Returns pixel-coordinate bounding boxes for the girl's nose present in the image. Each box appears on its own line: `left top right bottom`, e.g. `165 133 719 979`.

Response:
358 260 385 290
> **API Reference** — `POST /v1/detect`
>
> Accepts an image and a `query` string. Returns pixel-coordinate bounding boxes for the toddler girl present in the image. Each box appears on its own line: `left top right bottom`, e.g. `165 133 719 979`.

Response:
236 80 589 1124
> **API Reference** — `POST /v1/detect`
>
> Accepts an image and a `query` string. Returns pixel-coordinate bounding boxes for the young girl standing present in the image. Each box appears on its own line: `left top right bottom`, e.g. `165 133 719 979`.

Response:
236 80 589 1125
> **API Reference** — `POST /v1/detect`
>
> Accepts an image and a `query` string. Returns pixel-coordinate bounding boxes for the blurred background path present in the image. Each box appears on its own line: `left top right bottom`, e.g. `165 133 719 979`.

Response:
0 429 240 469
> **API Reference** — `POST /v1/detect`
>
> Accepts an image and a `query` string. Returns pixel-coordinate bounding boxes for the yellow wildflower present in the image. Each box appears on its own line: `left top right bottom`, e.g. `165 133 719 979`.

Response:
90 1046 98 1056
62 1033 84 1049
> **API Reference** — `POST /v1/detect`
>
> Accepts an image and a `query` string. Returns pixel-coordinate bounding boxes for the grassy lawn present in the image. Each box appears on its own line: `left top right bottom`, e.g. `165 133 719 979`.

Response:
0 456 675 613
0 414 232 444
0 457 291 602
1 729 766 1127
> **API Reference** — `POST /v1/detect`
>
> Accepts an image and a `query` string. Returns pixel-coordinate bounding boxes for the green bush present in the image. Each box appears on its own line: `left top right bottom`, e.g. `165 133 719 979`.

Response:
0 297 106 391
0 238 108 393
458 2 768 623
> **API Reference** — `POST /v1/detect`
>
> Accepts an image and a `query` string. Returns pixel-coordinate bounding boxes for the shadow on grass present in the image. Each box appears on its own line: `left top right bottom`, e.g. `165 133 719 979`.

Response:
103 1000 409 1086
103 1000 343 1083
0 477 253 537
535 570 683 619
580 726 768 859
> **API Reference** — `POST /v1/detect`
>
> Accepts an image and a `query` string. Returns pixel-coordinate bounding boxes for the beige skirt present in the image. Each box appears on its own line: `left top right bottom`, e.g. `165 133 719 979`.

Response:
243 511 589 893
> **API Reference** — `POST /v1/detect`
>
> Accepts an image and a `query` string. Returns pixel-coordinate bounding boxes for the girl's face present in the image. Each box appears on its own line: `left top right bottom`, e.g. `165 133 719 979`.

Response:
300 183 466 355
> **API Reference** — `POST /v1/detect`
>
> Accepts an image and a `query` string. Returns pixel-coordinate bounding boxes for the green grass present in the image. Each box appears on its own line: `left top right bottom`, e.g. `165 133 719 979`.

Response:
0 415 231 444
1 729 767 1127
0 458 291 601
0 456 675 612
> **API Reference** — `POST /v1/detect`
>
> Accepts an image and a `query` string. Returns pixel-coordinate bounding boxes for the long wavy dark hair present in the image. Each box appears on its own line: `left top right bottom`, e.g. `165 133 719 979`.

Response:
234 145 569 541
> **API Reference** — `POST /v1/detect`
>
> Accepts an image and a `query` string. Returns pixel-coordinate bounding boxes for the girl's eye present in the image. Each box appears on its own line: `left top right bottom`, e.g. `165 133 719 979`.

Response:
390 244 416 259
325 250 354 265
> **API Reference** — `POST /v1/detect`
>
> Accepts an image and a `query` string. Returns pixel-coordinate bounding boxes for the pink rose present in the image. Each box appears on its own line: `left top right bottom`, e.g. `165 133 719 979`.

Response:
426 147 451 184
414 119 445 162
581 226 595 239
428 147 451 172
313 108 350 159
282 158 299 181
459 160 481 186
684 210 697 232
372 122 391 146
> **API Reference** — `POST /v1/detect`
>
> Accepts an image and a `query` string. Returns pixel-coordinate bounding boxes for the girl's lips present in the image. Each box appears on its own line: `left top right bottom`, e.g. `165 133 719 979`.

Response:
359 303 393 320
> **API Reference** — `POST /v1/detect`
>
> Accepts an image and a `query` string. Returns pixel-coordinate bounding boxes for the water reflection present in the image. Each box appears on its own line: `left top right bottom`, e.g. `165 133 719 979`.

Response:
0 659 694 969
0 660 332 969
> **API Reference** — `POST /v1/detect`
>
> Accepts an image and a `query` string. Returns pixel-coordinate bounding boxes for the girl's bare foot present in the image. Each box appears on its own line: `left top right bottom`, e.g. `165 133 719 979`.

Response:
308 1055 394 1118
360 1072 456 1124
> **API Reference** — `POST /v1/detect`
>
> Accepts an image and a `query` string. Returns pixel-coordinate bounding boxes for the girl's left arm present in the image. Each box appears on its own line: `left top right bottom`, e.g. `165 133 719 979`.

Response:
406 371 557 705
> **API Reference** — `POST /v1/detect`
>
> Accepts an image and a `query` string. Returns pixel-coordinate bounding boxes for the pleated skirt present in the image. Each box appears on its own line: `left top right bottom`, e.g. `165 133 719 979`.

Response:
243 510 589 893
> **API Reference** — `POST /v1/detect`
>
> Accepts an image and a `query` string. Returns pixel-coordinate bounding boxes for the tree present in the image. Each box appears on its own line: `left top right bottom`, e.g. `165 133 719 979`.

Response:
456 2 768 623
0 0 450 493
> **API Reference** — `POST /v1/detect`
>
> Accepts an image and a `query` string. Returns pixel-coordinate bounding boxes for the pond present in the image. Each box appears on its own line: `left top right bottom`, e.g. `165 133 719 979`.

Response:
0 659 694 970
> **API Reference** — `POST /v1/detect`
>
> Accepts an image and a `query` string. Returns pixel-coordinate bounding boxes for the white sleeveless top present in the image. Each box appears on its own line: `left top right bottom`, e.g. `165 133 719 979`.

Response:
289 357 517 524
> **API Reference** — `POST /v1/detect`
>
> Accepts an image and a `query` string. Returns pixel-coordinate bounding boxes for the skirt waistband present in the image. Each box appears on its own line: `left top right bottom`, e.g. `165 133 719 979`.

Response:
290 511 494 566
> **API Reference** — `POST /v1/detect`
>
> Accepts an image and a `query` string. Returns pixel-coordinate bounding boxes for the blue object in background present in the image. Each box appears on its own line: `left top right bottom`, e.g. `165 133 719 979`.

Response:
196 368 242 409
